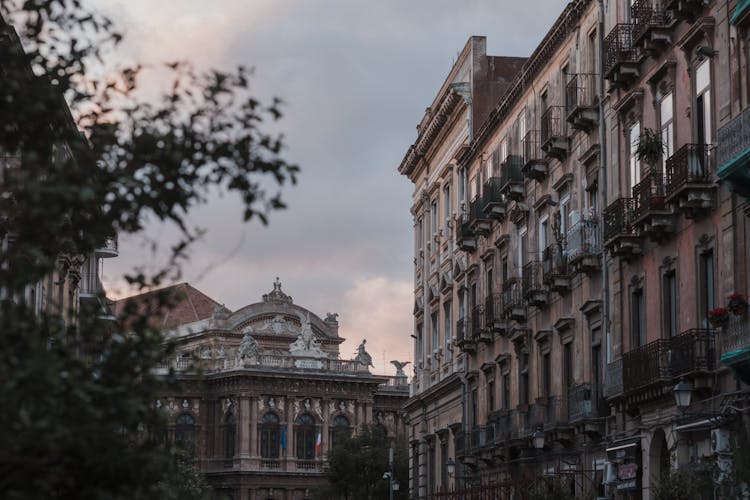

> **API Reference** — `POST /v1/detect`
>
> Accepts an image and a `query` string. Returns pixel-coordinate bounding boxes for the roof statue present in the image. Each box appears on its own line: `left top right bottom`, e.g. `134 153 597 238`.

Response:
355 339 373 367
237 331 259 366
289 311 325 360
390 360 410 378
262 277 293 304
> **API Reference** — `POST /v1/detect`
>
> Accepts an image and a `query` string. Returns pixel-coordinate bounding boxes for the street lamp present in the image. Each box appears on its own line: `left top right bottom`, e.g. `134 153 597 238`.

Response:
533 429 545 450
446 457 456 477
673 378 693 412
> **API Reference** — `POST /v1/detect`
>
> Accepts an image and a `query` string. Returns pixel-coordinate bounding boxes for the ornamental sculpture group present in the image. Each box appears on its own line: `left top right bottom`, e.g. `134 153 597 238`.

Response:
234 311 374 372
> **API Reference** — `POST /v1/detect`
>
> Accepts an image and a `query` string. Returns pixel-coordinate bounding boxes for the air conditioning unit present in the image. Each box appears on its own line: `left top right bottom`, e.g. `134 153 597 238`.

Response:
711 429 731 454
603 462 617 484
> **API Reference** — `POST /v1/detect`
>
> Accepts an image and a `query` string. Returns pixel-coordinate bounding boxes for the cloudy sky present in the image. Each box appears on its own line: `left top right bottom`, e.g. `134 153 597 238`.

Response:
98 0 566 375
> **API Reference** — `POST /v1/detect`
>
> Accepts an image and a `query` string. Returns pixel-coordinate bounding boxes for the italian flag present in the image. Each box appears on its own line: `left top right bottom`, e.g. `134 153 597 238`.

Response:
315 431 322 455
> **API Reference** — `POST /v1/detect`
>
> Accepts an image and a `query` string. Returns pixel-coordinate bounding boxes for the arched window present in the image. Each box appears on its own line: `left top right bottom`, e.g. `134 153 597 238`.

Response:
260 412 281 458
295 413 317 460
330 415 350 448
223 409 236 459
175 413 195 452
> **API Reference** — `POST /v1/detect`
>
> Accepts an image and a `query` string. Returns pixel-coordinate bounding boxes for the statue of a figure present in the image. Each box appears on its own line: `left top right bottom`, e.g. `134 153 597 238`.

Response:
390 360 411 378
238 332 259 361
289 312 324 357
355 339 374 367
200 346 212 359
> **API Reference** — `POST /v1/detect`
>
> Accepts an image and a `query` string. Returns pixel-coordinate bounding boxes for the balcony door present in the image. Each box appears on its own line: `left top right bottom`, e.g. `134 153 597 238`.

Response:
695 60 712 146
629 121 641 188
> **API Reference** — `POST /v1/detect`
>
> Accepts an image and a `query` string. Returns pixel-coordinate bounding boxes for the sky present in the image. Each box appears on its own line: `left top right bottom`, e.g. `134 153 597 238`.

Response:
97 0 566 375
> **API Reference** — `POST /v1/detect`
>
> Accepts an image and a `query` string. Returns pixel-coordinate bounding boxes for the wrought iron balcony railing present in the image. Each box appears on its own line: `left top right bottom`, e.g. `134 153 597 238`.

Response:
501 154 524 200
567 383 599 422
540 106 568 160
484 293 506 331
665 143 713 197
632 169 667 221
522 130 548 181
565 73 598 131
470 304 486 339
721 315 750 360
456 316 468 344
468 196 491 235
502 278 525 319
603 23 640 78
540 396 569 430
631 0 670 44
604 358 623 399
603 197 638 242
566 217 601 264
482 177 505 218
542 243 570 291
622 328 715 394
456 214 476 252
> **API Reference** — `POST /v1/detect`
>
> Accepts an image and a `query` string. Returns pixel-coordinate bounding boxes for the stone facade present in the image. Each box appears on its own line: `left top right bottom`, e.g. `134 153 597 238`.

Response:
118 279 409 500
400 1 750 499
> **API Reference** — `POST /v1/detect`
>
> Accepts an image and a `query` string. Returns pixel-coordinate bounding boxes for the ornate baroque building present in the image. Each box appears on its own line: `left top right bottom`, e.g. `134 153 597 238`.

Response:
117 280 409 500
399 1 750 499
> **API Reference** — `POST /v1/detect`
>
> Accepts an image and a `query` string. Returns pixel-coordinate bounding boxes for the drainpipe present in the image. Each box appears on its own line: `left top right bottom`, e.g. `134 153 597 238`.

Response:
598 0 610 365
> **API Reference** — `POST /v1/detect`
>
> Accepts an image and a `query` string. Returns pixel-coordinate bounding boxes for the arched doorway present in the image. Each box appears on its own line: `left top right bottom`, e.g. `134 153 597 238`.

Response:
649 428 670 487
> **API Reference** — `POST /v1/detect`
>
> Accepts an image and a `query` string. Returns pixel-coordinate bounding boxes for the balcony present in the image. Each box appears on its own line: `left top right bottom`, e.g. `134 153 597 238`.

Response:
720 315 750 385
472 304 492 343
456 215 477 252
632 169 676 241
716 106 750 200
604 358 623 400
665 0 708 22
522 261 548 308
603 24 640 88
502 278 526 322
500 154 524 201
665 143 716 218
568 384 606 436
631 0 672 53
456 316 476 353
485 293 508 335
542 243 570 293
522 130 548 182
602 197 641 259
468 196 491 236
95 235 119 258
622 328 716 399
482 177 506 221
566 217 601 275
565 74 598 133
540 106 569 161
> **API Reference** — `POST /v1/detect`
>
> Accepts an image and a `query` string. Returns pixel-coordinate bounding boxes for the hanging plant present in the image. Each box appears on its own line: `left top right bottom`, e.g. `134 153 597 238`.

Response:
634 128 666 172
728 293 748 316
709 307 730 327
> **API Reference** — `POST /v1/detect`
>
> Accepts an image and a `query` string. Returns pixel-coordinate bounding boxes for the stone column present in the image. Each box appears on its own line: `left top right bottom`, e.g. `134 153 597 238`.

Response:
250 396 258 458
285 397 295 461
364 400 373 424
240 397 250 458
321 400 329 456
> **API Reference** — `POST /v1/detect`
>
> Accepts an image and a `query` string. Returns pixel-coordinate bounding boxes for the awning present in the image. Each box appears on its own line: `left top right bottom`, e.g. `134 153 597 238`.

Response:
606 442 638 453
674 419 715 432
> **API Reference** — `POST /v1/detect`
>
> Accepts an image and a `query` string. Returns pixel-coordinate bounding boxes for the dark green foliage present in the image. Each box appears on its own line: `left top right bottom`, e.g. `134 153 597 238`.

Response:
316 425 409 500
651 467 712 500
634 127 665 170
0 0 297 498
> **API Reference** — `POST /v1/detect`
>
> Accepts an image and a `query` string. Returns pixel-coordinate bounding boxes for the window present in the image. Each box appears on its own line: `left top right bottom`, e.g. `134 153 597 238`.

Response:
539 215 549 259
502 372 510 409
428 442 436 495
431 311 438 356
469 175 477 200
443 184 451 238
441 439 449 492
175 414 195 452
260 412 281 458
295 414 317 460
457 168 466 207
518 226 528 271
443 301 452 354
223 409 236 459
412 444 419 495
659 92 674 166
471 388 478 427
699 250 715 327
486 268 494 296
487 378 495 413
632 288 646 347
592 342 601 389
501 257 508 283
416 323 424 367
330 415 350 448
663 271 677 337
416 217 423 260
629 121 642 188
563 343 573 391
430 200 438 237
559 193 570 236
588 29 598 75
519 353 529 405
695 60 711 146
542 352 551 398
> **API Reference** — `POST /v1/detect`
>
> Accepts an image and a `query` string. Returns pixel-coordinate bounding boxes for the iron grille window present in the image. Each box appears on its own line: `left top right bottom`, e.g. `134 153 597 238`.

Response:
295 414 317 460
260 412 281 458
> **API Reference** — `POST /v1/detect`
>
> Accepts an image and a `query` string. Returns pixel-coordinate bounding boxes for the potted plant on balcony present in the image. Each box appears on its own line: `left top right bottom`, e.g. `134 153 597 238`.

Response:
708 307 729 327
728 293 749 316
634 128 666 210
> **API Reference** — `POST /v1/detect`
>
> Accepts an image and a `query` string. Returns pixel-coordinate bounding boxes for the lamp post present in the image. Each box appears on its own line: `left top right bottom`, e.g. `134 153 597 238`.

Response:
673 377 693 413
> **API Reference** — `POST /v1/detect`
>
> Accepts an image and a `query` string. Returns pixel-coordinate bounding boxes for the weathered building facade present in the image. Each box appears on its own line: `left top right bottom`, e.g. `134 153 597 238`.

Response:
400 1 750 499
118 280 409 500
